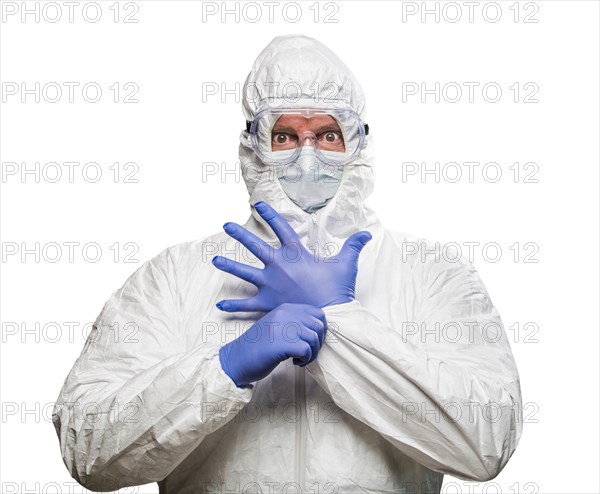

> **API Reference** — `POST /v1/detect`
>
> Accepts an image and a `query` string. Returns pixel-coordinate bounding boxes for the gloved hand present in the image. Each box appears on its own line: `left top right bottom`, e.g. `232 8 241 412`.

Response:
212 201 372 313
219 303 327 388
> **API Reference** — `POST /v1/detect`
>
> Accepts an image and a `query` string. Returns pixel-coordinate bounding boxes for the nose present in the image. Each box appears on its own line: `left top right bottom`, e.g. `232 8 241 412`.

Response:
298 132 317 148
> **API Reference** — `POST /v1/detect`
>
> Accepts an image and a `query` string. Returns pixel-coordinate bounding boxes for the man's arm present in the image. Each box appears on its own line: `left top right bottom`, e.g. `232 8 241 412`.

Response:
306 254 523 481
52 246 253 491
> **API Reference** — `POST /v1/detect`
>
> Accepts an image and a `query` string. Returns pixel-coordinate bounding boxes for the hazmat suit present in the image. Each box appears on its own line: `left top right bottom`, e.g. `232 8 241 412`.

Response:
53 35 523 494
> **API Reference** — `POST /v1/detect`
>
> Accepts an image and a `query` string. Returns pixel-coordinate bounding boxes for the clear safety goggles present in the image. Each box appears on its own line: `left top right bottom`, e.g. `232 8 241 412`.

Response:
246 106 369 166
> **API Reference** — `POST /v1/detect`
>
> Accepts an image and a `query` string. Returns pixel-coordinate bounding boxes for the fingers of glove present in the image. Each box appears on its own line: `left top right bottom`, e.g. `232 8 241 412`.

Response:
289 309 325 347
288 340 313 367
299 325 322 363
276 304 327 345
304 315 326 347
338 230 373 263
222 222 273 264
254 201 300 247
302 328 323 365
212 256 264 286
293 304 327 330
216 297 263 313
285 303 326 322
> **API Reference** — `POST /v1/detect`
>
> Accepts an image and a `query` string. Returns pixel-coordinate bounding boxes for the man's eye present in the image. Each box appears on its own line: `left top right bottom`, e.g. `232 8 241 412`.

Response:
321 131 343 143
273 133 294 144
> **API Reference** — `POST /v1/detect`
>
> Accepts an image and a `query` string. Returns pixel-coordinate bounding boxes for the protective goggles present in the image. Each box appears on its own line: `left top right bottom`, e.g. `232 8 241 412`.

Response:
246 106 369 166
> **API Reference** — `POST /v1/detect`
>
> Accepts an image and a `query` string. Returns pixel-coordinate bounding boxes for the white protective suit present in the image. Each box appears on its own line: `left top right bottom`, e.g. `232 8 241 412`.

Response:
53 35 523 494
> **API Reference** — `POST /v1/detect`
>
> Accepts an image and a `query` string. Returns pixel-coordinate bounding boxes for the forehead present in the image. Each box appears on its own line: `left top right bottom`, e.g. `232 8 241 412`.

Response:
272 113 340 130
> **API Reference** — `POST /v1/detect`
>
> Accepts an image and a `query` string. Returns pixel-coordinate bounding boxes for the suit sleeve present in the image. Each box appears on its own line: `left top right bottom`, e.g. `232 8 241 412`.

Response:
306 254 523 481
52 247 253 491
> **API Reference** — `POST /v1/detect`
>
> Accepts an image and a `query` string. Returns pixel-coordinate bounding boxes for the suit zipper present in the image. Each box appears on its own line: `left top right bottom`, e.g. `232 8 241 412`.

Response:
309 212 318 252
296 213 316 491
295 364 306 492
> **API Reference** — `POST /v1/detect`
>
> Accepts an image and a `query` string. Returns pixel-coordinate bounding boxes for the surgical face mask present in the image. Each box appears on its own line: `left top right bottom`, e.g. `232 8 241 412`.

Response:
273 147 344 214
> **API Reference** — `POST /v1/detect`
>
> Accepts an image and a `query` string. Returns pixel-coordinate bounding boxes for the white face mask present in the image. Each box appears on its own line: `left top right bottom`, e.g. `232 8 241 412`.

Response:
273 147 345 214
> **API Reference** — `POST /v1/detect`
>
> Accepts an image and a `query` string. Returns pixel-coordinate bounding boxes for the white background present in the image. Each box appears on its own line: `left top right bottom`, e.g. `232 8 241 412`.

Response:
1 1 599 493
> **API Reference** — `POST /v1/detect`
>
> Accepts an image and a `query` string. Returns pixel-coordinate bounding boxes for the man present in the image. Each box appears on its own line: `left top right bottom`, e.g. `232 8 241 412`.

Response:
53 35 522 493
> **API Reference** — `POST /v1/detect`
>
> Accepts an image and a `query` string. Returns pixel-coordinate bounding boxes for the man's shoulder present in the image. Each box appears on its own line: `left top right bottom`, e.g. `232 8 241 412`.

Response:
382 227 471 271
139 231 231 272
164 231 230 259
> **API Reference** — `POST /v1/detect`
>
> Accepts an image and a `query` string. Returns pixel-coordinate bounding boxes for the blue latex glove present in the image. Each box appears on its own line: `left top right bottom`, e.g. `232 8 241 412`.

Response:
212 201 372 312
219 303 327 388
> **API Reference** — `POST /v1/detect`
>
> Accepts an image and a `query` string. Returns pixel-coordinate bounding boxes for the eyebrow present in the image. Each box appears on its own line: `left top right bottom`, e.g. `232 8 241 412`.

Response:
271 125 297 134
314 125 342 134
